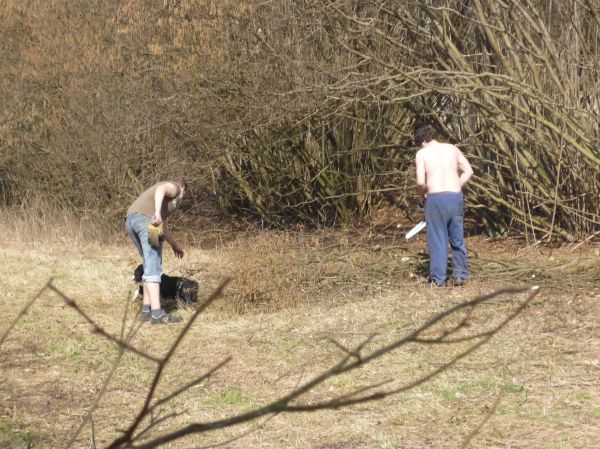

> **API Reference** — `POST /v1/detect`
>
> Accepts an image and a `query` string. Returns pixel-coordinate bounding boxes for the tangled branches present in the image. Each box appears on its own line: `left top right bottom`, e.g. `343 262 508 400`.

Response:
1 1 598 238
215 0 600 239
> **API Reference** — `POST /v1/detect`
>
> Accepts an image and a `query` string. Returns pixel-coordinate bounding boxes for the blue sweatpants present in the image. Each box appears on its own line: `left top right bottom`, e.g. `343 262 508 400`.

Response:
425 192 469 285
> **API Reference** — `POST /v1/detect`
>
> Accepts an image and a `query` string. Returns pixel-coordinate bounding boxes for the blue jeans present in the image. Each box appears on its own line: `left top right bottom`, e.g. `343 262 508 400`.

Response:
425 192 469 285
125 213 163 283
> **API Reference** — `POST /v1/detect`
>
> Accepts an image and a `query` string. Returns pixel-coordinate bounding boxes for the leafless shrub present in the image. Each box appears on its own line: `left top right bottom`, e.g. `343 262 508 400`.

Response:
214 0 600 238
1 0 598 238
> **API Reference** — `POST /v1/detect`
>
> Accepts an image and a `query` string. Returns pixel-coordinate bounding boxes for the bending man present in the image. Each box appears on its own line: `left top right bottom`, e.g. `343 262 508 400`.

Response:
414 125 473 286
125 177 187 323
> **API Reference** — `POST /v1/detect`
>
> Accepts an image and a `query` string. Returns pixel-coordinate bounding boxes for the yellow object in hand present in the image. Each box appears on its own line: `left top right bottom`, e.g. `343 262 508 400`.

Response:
147 222 164 248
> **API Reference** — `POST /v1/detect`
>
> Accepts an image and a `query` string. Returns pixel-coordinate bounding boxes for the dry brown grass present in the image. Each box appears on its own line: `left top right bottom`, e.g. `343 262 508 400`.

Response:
1 215 600 449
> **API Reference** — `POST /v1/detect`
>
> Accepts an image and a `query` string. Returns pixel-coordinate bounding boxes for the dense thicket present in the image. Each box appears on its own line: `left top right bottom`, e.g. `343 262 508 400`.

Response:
1 0 598 239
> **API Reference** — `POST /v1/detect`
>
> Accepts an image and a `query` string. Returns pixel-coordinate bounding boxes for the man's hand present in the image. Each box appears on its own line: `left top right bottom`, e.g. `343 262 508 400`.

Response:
151 212 163 226
172 242 184 259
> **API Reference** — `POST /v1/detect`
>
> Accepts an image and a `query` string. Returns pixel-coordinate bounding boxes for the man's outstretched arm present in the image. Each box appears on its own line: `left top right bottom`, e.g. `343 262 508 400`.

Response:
163 223 184 258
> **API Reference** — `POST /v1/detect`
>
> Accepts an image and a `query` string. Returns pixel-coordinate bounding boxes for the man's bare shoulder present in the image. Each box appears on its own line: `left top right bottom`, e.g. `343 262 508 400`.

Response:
160 181 180 198
437 142 459 151
435 142 463 159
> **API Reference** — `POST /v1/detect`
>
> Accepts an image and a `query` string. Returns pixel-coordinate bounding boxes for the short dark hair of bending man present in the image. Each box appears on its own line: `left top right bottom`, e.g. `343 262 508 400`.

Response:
414 125 474 287
125 177 188 323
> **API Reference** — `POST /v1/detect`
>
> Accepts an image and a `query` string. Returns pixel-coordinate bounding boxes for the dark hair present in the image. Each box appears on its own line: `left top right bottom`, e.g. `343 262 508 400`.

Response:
173 176 188 190
414 124 437 147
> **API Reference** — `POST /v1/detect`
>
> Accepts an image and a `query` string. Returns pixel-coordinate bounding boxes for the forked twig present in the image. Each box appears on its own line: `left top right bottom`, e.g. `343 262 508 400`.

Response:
48 284 161 363
2 276 539 449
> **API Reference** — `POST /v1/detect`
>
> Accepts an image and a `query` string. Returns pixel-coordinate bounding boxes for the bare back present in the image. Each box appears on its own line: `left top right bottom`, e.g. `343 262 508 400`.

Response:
415 141 473 194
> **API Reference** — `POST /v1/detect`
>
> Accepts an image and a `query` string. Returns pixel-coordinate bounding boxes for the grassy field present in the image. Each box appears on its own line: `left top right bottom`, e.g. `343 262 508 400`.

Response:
1 219 600 449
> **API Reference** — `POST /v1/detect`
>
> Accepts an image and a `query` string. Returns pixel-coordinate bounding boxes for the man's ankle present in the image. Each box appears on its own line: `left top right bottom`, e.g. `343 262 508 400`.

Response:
151 308 164 319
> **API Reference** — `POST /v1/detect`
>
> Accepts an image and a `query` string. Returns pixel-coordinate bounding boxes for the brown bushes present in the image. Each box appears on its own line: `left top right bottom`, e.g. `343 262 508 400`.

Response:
215 1 600 239
0 0 239 216
0 0 598 239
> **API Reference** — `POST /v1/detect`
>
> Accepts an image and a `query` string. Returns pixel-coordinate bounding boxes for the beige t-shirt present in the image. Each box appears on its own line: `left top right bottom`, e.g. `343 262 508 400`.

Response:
126 181 181 219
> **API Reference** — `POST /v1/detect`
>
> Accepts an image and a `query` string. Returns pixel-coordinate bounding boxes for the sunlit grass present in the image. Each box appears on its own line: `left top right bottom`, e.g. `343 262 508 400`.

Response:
1 219 599 448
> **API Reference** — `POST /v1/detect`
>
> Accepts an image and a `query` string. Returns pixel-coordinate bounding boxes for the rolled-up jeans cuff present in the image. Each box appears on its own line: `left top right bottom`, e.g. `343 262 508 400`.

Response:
142 276 162 283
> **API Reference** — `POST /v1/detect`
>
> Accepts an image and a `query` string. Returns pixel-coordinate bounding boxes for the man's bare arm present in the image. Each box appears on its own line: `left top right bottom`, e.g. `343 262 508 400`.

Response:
415 151 427 199
152 182 179 225
163 223 184 258
457 150 473 187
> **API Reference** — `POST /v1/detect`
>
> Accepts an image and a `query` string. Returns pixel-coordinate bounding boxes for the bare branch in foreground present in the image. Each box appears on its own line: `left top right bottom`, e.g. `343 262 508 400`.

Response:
460 386 505 449
0 279 52 347
1 276 539 449
107 278 232 449
107 285 539 449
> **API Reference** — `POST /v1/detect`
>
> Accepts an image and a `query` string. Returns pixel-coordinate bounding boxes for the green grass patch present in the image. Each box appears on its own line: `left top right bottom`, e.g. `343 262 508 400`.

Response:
205 388 252 407
0 419 46 449
548 442 572 449
587 407 600 419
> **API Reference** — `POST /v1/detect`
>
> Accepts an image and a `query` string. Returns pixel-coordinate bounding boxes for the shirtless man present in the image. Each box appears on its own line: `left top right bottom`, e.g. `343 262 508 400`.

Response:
414 125 474 286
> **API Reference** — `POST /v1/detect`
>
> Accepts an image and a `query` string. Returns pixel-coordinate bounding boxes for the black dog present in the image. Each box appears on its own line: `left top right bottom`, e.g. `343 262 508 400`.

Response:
132 264 198 304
